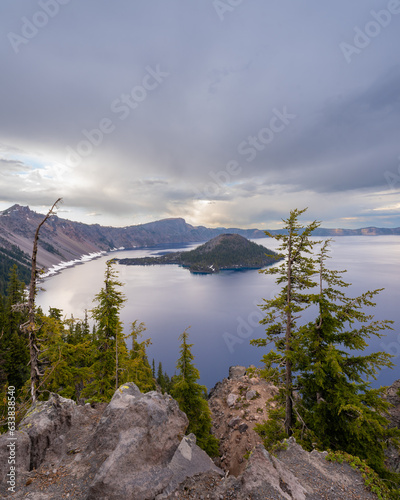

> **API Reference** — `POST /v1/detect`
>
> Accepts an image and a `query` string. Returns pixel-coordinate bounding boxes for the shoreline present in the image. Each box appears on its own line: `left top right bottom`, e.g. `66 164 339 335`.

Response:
41 251 109 279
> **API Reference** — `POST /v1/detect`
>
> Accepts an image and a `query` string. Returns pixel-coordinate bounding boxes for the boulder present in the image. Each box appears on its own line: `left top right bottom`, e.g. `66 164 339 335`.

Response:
245 390 257 400
226 393 239 407
274 437 377 499
241 445 308 499
86 382 202 499
18 393 77 470
228 366 246 379
0 430 31 496
156 433 224 499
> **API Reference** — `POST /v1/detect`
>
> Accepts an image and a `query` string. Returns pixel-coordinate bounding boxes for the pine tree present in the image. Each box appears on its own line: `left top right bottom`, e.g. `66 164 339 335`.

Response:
83 259 126 401
295 240 400 477
251 208 320 434
121 321 155 393
171 329 219 456
31 308 93 401
157 361 167 393
252 215 400 488
1 265 29 390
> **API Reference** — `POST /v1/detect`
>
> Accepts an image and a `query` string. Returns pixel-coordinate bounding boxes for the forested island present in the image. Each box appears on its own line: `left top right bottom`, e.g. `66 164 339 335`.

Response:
118 233 281 273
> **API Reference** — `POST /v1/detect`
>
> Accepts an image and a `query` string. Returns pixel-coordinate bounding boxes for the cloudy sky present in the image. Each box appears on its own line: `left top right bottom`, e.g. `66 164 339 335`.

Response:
0 0 399 229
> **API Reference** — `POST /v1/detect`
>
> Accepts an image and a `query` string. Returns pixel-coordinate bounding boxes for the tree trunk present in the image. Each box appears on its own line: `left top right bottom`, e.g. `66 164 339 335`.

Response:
25 199 62 404
285 227 293 435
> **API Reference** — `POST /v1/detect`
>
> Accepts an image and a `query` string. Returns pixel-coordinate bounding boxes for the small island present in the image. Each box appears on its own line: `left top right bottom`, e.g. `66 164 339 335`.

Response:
118 233 282 274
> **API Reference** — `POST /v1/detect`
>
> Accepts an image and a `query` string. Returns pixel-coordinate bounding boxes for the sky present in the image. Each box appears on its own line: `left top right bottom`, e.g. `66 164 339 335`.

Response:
0 0 399 229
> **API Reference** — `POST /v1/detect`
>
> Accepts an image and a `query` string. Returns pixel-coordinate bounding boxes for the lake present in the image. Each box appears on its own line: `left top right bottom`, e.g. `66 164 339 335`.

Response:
37 236 400 390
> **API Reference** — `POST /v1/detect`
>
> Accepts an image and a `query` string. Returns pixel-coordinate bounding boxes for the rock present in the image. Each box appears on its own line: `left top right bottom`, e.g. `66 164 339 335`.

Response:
241 445 308 499
86 383 189 499
274 437 377 499
385 379 400 473
228 416 241 428
238 423 248 434
226 393 238 407
18 393 77 470
3 374 386 499
245 390 257 400
0 430 31 495
228 366 246 379
156 434 224 499
386 378 400 428
209 370 279 477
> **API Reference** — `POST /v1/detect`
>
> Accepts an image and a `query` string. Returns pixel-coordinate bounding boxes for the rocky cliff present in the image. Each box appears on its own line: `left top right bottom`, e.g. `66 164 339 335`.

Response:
2 369 397 499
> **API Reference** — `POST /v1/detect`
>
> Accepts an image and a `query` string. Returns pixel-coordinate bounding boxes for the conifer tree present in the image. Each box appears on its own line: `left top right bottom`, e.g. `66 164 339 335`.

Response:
28 308 93 402
295 240 400 477
171 329 219 456
157 361 167 393
84 259 126 401
121 321 155 393
251 208 320 434
253 214 400 487
2 265 29 390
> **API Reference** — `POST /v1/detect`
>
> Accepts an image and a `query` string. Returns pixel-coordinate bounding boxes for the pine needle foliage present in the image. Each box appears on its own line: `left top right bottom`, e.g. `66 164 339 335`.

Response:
251 208 321 434
253 211 400 490
295 239 400 480
171 329 219 457
84 259 126 401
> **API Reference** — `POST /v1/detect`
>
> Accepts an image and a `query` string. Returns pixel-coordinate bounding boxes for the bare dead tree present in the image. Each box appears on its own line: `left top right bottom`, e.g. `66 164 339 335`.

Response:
21 198 62 404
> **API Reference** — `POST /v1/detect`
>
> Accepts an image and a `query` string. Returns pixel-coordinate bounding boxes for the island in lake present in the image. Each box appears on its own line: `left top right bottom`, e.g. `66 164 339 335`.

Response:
117 233 282 274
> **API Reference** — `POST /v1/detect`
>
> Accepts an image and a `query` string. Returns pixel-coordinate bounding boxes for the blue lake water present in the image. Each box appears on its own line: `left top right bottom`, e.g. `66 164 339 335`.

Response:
37 236 400 390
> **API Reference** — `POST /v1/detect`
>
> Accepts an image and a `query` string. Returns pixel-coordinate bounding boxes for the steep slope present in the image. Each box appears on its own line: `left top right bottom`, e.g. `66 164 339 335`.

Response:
0 205 267 270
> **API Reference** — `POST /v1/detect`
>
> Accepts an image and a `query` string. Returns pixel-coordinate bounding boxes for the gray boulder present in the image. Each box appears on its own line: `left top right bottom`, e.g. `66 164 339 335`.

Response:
274 437 377 499
86 382 212 499
228 366 246 379
241 444 308 499
0 430 31 495
156 433 223 499
18 393 77 470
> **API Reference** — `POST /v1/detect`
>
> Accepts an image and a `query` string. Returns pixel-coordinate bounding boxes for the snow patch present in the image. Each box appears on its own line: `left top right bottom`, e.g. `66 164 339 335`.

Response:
42 251 107 278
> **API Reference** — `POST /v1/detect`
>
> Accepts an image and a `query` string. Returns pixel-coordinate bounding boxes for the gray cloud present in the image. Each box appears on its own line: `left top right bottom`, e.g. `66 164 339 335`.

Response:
0 0 399 228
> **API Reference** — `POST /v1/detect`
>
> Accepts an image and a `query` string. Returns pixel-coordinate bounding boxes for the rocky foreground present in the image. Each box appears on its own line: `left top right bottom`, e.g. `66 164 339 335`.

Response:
1 369 399 499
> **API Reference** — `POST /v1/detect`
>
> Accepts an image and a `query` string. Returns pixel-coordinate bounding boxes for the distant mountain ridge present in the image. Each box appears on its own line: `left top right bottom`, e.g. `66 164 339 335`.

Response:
0 204 399 274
